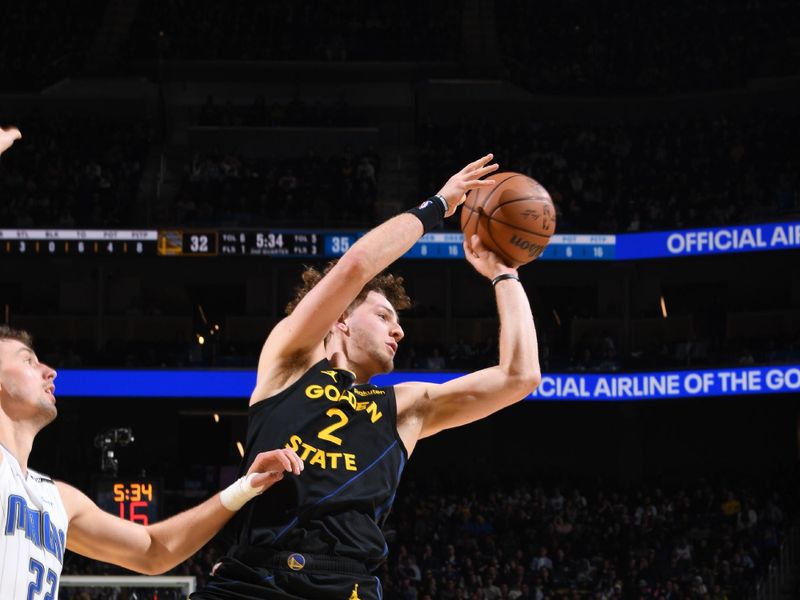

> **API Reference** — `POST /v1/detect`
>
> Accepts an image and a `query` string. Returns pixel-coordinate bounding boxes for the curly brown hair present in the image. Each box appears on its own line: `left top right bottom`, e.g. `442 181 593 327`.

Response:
0 324 33 348
285 260 412 316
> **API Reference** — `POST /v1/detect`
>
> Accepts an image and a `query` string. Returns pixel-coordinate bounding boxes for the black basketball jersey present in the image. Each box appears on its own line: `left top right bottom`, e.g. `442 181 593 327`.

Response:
231 358 408 570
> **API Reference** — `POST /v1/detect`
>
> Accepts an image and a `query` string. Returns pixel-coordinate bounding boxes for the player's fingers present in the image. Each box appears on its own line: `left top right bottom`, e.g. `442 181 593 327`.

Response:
250 471 284 490
461 153 494 173
463 238 479 259
470 233 488 254
282 448 304 474
462 237 473 255
252 449 292 474
274 450 294 472
468 163 499 178
463 178 496 190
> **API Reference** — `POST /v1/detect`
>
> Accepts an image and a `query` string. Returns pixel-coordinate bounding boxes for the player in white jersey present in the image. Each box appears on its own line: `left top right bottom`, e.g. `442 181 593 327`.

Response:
0 324 304 600
0 445 68 599
0 128 304 600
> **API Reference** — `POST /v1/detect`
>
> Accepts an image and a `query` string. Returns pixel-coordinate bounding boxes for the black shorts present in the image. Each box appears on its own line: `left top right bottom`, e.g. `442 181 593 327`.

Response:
190 551 383 600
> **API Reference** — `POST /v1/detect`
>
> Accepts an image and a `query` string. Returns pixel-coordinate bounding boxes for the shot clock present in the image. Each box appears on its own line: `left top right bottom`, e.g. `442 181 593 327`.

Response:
96 479 160 525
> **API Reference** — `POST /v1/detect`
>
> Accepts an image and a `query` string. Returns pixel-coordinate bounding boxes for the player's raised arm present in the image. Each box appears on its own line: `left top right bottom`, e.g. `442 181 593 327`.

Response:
0 126 21 156
395 234 541 450
57 449 303 575
251 154 499 403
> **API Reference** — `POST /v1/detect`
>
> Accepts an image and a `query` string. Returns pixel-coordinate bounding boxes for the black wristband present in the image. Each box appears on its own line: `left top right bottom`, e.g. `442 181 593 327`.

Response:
406 195 447 233
491 273 520 287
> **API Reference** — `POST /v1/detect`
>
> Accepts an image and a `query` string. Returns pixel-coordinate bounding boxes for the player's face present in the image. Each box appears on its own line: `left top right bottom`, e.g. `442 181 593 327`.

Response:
345 291 404 375
0 340 58 426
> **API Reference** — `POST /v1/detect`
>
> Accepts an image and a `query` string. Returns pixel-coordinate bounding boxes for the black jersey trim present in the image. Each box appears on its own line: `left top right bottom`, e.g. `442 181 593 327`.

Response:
249 357 329 414
374 451 405 523
272 440 401 544
387 388 410 460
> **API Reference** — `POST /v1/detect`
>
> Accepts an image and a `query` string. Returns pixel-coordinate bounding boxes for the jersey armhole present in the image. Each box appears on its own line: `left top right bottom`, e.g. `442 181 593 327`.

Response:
387 387 410 460
249 357 330 415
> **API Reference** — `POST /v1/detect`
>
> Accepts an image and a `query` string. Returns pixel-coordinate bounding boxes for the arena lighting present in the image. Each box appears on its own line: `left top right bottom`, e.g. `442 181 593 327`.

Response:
236 442 245 458
660 296 668 318
56 366 800 401
213 413 220 423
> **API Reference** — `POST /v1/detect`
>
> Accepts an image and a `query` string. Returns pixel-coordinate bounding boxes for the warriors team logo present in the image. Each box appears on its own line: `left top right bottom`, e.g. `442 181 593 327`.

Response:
287 553 306 571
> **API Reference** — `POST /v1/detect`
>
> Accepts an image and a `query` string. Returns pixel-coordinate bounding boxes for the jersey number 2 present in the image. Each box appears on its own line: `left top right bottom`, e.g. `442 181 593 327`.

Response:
317 408 349 445
28 559 57 600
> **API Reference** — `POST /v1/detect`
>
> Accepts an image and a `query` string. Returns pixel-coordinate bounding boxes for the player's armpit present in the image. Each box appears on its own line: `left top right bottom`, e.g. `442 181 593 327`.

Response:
251 257 372 402
396 367 539 445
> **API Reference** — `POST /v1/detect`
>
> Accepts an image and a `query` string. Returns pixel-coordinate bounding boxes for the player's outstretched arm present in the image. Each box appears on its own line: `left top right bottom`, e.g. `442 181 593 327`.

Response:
57 449 303 575
251 154 499 402
396 235 541 448
0 126 22 157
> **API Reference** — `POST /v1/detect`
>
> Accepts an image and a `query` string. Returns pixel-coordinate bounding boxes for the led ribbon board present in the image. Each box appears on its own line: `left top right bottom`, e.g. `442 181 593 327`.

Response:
615 222 800 260
2 222 798 260
56 366 800 401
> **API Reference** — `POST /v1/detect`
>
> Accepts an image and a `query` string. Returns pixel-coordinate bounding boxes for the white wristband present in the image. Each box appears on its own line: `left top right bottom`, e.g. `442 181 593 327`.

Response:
219 473 264 511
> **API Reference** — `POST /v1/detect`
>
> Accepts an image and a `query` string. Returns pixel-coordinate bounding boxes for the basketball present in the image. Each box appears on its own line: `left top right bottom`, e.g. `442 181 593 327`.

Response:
460 172 556 267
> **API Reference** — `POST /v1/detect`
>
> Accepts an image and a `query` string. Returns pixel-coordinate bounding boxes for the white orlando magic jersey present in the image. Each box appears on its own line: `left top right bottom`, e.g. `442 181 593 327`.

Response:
0 445 68 600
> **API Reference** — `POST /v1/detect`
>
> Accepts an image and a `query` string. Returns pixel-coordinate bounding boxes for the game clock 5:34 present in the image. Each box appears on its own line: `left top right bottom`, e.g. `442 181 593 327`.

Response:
95 479 160 525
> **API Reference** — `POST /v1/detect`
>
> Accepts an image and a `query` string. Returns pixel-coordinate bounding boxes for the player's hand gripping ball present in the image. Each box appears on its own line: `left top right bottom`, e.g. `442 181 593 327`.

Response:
460 172 556 267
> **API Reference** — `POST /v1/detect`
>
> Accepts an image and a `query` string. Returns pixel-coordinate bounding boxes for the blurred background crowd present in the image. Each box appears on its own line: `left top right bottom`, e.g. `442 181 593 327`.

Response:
3 0 800 598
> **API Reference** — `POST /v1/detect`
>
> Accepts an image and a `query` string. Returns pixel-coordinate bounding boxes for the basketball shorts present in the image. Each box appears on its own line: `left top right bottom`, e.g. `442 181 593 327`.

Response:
190 548 383 600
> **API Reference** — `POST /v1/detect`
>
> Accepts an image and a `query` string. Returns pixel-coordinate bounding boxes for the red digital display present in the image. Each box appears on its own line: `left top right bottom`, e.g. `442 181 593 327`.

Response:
96 480 159 525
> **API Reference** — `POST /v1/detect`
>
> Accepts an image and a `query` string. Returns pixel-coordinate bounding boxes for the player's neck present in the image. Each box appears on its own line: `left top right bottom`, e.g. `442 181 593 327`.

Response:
325 346 371 385
0 419 35 476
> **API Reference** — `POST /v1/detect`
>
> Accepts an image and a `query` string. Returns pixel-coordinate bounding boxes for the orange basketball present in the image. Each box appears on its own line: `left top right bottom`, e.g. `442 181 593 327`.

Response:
460 172 556 267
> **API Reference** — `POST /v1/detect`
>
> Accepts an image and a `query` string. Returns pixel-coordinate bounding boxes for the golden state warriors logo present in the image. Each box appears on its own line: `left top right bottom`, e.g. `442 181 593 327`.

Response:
287 553 306 571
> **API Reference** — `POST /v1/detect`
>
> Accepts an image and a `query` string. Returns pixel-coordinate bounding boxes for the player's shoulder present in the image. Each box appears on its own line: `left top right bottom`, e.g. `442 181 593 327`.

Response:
27 468 55 485
393 381 433 413
54 480 95 518
0 444 15 475
351 382 392 399
251 355 329 407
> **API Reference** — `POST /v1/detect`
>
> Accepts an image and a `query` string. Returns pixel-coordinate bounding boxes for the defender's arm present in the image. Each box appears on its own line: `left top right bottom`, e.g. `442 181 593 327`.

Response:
58 449 302 575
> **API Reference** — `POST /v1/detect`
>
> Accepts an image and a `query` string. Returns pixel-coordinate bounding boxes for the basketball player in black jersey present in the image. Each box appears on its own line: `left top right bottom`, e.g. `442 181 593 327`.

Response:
193 153 541 600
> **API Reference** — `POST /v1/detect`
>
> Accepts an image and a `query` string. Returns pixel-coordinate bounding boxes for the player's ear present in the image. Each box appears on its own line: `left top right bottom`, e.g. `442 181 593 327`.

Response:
334 313 349 334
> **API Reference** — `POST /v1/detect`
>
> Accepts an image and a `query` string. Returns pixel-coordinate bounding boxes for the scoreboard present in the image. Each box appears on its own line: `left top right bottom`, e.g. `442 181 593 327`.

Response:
0 229 615 260
156 230 324 257
0 229 157 256
3 223 797 260
153 230 615 260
